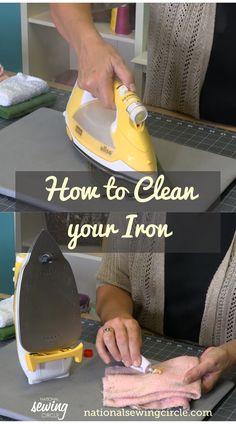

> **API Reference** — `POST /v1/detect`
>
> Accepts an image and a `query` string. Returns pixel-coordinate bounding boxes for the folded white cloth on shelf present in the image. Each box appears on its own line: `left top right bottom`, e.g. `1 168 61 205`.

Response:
0 296 14 328
0 73 48 106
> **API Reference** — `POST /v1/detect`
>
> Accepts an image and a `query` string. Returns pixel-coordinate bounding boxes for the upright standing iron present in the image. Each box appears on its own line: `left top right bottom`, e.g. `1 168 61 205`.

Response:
64 80 157 182
14 230 83 384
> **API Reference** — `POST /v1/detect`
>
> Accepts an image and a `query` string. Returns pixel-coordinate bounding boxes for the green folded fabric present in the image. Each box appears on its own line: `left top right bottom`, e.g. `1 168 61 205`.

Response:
0 92 57 119
0 324 15 341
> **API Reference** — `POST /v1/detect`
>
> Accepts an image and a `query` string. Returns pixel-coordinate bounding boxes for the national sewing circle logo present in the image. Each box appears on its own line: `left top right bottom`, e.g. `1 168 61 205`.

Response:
30 397 69 420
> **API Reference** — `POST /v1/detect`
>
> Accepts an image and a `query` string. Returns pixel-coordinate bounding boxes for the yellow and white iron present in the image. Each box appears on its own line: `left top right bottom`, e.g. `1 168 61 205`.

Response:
64 80 157 181
14 230 83 385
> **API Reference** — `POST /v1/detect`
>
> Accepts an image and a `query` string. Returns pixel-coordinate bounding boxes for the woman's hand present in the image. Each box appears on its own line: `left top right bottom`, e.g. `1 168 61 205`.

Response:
50 4 135 108
184 346 233 393
96 315 142 366
77 33 135 108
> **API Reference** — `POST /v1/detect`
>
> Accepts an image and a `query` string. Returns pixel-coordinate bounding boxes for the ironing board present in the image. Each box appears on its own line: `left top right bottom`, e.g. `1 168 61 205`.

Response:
0 340 234 421
0 108 235 210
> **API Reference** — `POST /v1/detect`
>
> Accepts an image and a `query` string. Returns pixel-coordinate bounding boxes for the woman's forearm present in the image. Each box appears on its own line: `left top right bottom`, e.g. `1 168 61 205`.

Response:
50 4 101 54
96 284 134 323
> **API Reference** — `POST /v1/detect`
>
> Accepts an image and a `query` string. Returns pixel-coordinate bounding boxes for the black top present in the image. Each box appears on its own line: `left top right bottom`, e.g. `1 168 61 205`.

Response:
164 214 235 343
200 4 236 125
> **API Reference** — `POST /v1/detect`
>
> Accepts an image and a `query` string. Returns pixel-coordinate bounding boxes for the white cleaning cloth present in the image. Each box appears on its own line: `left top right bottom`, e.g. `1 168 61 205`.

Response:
0 73 48 106
0 296 14 328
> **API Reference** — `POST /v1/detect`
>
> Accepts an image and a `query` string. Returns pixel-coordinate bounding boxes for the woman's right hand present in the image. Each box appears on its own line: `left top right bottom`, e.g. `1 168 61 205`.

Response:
77 33 135 109
96 315 142 366
50 4 134 108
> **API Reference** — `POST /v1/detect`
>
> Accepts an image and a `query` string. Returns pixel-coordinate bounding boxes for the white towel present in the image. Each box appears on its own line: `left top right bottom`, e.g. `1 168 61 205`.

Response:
0 73 48 106
0 296 14 328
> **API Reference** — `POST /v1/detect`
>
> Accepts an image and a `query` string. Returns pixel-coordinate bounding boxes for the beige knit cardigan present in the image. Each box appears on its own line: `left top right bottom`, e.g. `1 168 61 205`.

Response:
97 221 236 347
144 3 216 118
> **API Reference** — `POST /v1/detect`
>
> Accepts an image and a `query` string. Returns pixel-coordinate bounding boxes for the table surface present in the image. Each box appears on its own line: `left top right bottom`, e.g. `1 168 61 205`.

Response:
0 317 236 421
0 84 235 212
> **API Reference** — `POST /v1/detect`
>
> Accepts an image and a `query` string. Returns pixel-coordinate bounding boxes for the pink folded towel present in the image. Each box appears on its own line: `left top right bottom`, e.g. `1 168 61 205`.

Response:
103 355 201 410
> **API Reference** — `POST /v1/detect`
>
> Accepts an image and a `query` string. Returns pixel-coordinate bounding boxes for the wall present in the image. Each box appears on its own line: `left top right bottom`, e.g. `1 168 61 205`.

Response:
0 4 22 72
0 214 15 294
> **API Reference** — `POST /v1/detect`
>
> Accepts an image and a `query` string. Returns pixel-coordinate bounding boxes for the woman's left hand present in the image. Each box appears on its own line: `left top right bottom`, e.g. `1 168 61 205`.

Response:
184 346 232 393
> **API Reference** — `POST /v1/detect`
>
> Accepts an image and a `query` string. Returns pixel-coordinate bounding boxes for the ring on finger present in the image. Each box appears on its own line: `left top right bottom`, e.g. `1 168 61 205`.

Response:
103 326 115 334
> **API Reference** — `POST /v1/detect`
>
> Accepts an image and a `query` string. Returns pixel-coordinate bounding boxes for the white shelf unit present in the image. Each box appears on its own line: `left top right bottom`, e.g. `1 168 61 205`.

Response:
14 212 103 256
132 50 147 66
21 3 149 95
14 213 102 304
